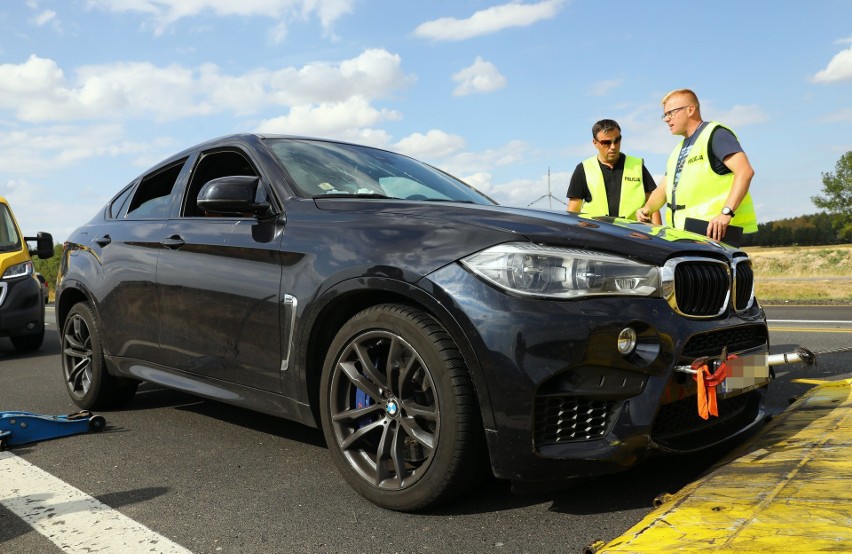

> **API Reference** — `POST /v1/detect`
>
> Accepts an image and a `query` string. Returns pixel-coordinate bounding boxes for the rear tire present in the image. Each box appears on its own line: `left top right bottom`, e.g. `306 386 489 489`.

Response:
319 304 485 511
62 302 138 409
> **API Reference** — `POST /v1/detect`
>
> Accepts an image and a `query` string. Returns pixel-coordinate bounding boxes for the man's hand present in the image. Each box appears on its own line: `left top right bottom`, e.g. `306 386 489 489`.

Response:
707 214 732 241
636 206 652 223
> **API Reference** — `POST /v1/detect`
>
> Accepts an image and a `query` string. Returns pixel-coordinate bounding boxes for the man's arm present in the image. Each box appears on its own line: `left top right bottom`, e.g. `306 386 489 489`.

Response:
706 151 755 241
643 192 663 224
567 198 584 213
640 164 662 224
636 175 667 222
566 163 588 213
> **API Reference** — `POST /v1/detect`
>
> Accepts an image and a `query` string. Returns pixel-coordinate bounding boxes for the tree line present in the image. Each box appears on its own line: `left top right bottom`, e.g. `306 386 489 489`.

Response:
743 150 852 247
740 212 845 247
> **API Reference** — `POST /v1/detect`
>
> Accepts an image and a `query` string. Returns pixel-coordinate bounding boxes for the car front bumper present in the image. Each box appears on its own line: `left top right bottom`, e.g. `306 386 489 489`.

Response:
0 277 45 337
425 263 769 482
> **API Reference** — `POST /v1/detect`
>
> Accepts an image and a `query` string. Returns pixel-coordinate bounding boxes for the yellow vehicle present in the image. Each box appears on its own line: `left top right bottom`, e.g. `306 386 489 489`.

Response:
0 196 53 351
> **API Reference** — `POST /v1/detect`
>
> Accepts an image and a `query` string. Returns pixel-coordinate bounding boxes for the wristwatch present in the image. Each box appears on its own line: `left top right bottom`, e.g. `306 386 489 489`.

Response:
721 206 735 217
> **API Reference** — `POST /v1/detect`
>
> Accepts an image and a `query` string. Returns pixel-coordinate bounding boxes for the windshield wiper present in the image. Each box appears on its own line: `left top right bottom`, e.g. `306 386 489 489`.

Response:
420 198 475 203
313 193 393 200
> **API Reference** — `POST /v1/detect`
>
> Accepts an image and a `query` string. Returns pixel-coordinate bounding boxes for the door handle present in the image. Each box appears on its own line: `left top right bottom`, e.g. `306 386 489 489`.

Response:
161 236 185 249
94 235 111 247
160 235 186 250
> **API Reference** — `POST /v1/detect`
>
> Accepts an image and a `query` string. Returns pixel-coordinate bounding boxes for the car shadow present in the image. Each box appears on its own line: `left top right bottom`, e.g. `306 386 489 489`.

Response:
126 384 327 449
123 384 752 517
0 329 61 359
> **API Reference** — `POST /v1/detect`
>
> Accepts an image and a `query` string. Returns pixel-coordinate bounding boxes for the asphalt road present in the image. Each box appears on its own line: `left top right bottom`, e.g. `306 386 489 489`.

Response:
1 305 850 554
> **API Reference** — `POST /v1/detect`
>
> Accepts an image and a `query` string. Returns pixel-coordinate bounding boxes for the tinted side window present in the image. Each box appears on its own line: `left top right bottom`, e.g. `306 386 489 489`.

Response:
183 150 260 217
126 160 186 219
108 185 135 219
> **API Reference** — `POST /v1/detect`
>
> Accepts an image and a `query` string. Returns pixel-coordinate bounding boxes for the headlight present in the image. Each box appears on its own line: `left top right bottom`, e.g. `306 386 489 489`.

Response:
460 243 660 299
2 260 33 280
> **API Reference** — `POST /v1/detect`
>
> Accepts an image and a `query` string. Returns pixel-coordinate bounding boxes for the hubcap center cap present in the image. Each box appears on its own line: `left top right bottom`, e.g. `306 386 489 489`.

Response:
385 400 399 416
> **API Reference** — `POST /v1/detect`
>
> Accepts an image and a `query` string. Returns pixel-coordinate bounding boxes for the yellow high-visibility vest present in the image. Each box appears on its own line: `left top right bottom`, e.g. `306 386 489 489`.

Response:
665 122 758 232
581 155 645 219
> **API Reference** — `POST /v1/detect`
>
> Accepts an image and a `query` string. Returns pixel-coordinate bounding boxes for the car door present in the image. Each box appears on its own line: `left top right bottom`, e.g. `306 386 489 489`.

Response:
155 148 285 392
94 159 187 362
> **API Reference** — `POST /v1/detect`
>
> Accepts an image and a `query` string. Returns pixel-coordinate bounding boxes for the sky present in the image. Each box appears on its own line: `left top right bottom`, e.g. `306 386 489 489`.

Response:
1 0 851 243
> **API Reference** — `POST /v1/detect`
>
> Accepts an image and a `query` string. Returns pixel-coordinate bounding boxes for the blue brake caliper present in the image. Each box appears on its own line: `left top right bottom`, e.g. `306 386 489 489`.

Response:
355 387 374 429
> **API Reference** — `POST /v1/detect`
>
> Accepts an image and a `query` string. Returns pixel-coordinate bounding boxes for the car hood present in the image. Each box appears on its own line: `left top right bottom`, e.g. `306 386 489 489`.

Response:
314 199 740 267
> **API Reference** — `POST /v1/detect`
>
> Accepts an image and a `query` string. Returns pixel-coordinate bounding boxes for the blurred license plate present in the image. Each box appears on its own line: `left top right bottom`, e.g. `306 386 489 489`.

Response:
720 353 769 396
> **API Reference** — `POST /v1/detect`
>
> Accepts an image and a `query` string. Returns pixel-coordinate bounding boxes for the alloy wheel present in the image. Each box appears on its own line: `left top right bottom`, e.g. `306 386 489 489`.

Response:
63 312 94 400
328 330 440 491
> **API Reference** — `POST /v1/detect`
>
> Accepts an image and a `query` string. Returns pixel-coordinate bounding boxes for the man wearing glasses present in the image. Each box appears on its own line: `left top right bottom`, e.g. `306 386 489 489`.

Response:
567 119 661 223
636 89 757 242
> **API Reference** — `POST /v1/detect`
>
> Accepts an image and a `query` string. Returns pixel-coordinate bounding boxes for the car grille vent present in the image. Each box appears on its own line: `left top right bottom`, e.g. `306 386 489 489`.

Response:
682 325 768 358
673 260 729 316
651 390 761 450
733 260 754 311
534 396 617 447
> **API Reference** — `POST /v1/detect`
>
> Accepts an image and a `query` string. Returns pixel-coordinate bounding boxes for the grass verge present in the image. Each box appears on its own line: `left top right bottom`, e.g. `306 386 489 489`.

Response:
744 244 852 304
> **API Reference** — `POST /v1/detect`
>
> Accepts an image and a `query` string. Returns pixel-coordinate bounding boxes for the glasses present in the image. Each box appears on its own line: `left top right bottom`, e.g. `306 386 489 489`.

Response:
596 136 622 147
661 106 690 120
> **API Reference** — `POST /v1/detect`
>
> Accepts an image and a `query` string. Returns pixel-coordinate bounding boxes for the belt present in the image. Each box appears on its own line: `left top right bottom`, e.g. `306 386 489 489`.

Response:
667 203 685 211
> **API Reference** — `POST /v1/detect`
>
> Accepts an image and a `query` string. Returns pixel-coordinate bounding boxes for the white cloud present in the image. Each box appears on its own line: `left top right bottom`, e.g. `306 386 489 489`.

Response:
394 130 466 160
487 169 570 209
0 123 159 174
85 0 354 36
0 49 412 123
438 140 529 178
413 0 565 41
1 176 116 243
458 171 493 194
255 96 400 143
819 107 852 123
588 79 623 97
31 9 57 27
811 45 852 83
714 104 770 128
452 57 507 96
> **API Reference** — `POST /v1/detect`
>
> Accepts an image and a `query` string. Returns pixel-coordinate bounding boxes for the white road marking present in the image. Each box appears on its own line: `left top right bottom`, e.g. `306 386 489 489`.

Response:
768 319 852 324
0 450 191 553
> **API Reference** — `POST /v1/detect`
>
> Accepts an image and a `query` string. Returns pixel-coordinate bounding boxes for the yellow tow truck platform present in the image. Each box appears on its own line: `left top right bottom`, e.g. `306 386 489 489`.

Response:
590 377 852 552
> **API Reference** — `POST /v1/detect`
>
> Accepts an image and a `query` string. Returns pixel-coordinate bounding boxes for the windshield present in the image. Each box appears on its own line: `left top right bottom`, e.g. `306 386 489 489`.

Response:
0 204 22 253
264 138 495 205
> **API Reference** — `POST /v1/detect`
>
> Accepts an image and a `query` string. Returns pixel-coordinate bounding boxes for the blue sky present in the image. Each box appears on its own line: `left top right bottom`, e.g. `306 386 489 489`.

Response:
1 0 851 243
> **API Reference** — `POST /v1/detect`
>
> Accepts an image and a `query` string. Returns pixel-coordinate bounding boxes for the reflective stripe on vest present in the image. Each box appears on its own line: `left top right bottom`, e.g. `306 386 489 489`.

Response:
664 122 758 232
581 155 645 219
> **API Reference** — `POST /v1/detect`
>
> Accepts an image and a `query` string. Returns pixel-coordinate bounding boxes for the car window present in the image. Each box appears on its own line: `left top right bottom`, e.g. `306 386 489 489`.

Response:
183 150 262 217
0 204 21 252
264 138 494 204
108 185 135 219
125 160 186 220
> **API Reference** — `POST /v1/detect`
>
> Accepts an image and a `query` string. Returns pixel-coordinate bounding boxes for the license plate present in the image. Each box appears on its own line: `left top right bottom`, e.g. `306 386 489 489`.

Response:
720 352 769 396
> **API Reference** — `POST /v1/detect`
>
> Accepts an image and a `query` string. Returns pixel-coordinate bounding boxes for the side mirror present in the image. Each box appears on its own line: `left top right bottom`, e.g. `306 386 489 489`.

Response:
24 232 54 259
196 175 270 216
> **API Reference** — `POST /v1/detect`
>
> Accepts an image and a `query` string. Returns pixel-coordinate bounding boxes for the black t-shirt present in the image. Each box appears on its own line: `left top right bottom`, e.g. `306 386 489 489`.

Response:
566 153 657 216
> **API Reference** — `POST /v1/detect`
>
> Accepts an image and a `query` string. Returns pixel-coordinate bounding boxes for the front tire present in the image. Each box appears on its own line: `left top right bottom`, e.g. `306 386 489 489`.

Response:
62 302 139 409
319 304 485 511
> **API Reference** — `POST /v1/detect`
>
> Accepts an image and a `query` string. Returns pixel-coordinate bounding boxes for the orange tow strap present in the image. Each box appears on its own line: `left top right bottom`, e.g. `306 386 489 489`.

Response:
692 354 737 419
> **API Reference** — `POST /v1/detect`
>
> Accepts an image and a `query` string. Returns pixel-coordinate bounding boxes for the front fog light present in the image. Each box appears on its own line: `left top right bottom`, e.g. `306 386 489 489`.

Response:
617 327 638 355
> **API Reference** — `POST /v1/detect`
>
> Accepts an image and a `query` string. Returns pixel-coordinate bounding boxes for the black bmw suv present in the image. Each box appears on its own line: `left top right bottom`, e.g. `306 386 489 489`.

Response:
56 134 769 511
